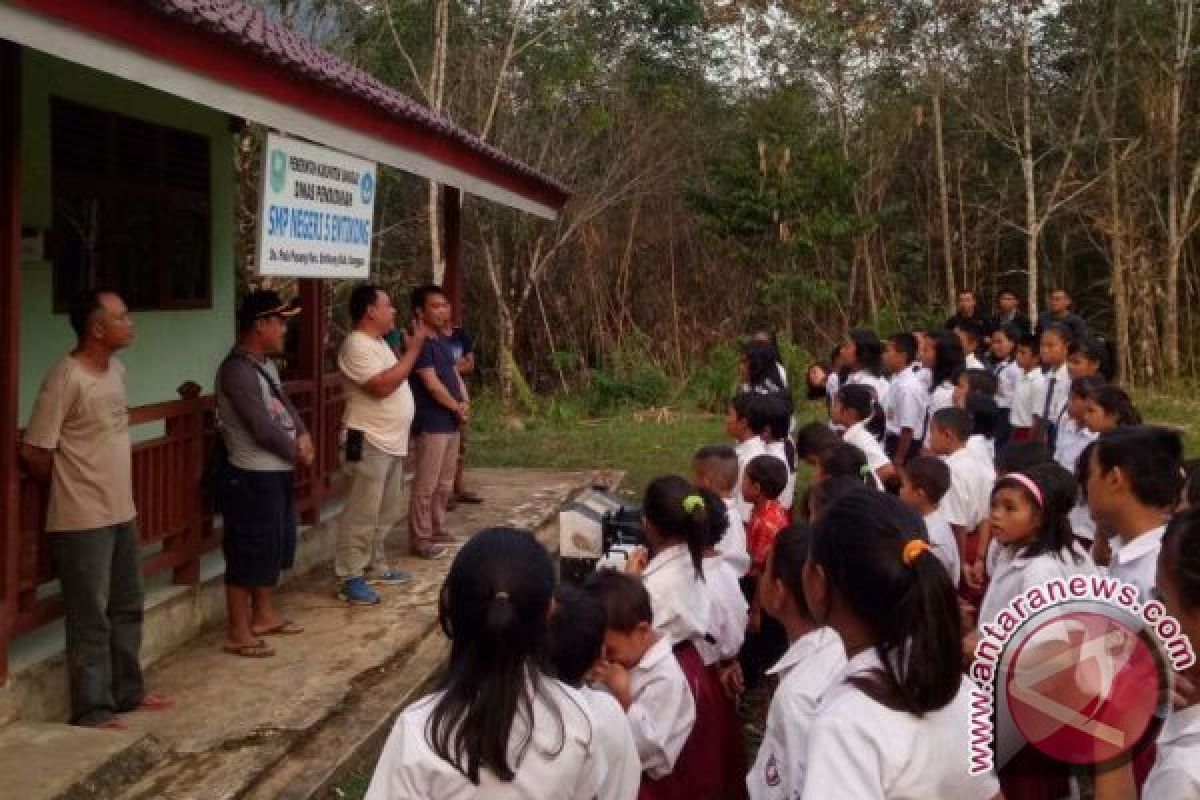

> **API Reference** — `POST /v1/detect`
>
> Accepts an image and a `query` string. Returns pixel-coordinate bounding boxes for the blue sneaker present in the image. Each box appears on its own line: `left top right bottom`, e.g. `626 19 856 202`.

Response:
338 576 381 606
366 567 412 586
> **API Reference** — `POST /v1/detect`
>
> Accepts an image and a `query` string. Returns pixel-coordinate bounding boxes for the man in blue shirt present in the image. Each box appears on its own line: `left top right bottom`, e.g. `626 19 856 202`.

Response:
407 285 468 552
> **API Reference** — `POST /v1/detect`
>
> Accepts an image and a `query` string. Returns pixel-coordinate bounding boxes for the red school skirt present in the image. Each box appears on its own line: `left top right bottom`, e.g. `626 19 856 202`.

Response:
638 641 748 800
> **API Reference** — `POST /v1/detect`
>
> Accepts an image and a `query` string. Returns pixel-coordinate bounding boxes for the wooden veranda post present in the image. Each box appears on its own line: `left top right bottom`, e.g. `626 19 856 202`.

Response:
441 186 463 324
0 40 21 684
297 279 326 524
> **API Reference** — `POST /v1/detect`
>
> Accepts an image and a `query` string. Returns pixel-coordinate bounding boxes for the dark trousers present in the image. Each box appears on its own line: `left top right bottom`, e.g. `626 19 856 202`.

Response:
50 521 145 725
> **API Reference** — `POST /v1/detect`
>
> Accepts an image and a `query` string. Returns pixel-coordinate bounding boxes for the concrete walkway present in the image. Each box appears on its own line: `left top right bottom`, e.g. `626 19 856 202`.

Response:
0 468 614 800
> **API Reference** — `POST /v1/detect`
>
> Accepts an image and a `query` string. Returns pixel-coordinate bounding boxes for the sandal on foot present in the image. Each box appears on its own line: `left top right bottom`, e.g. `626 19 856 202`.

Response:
253 620 304 636
137 691 176 711
222 640 275 658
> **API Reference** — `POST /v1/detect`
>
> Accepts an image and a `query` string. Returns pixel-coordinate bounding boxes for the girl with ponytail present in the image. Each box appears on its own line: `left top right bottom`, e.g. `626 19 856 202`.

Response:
365 527 600 799
625 475 747 799
799 491 1001 799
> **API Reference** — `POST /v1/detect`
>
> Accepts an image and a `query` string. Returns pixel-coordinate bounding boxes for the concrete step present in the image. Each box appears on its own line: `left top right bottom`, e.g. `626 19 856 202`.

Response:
0 722 161 800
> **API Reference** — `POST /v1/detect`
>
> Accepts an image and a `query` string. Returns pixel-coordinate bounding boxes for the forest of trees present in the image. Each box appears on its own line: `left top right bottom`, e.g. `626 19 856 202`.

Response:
247 0 1200 402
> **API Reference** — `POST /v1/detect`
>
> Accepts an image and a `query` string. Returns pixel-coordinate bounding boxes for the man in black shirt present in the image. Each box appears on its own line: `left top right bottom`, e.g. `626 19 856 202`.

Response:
944 289 988 334
407 285 467 553
1036 288 1088 344
990 289 1032 337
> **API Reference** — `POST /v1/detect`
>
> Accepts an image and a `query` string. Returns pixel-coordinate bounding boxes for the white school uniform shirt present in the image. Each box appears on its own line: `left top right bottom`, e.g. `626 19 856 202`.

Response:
1108 525 1167 600
978 542 1095 629
643 543 712 646
734 436 768 522
966 434 995 465
1144 704 1200 799
747 628 846 800
847 369 890 408
1033 363 1071 428
580 687 641 800
764 439 796 510
695 556 748 666
1009 366 1045 429
1068 501 1096 542
843 420 891 478
914 366 933 391
626 634 696 780
1054 418 1096 474
920 382 956 441
800 649 1001 800
965 352 985 371
717 494 751 577
992 359 1020 410
939 447 996 532
365 675 603 800
924 509 961 588
885 366 927 438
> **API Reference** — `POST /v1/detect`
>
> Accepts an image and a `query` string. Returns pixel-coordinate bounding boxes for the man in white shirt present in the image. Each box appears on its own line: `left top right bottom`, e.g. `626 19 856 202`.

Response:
1086 426 1183 598
335 284 431 605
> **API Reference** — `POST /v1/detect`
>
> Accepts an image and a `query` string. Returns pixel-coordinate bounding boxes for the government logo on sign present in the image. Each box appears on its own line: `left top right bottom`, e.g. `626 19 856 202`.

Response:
360 172 375 205
269 150 287 193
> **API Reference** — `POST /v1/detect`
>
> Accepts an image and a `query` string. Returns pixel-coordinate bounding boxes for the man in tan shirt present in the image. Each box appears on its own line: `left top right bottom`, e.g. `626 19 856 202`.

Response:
21 291 172 727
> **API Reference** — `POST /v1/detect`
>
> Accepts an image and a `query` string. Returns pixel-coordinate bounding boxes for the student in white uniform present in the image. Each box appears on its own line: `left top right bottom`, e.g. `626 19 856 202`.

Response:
1033 324 1073 448
692 445 751 576
365 528 602 800
971 465 1095 637
798 491 1002 800
1008 334 1045 443
761 393 797 510
1054 377 1102 475
898 456 961 586
919 332 966 451
693 489 748 670
834 384 895 488
953 319 987 371
882 333 927 466
626 477 747 797
929 406 996 550
586 570 695 786
728 392 770 523
1142 509 1200 799
1086 426 1184 598
988 323 1022 447
748 523 846 800
546 585 641 800
840 329 891 408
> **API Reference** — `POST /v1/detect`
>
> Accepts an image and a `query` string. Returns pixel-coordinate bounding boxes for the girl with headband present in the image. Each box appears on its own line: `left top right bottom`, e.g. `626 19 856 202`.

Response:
799 490 1001 799
970 463 1100 799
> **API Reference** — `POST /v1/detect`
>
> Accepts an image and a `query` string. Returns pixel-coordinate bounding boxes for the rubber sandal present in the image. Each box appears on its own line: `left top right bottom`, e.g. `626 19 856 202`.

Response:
253 620 305 636
222 641 275 658
137 691 176 711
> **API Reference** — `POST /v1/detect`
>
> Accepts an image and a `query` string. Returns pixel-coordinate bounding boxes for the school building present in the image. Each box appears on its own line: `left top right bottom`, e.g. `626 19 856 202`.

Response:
0 0 568 711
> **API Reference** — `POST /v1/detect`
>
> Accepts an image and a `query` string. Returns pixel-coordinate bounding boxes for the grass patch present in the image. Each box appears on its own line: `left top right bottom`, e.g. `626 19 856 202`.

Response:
470 411 729 495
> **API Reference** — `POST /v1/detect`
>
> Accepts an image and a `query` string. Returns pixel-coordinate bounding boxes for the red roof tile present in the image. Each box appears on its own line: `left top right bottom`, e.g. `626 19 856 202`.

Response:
144 0 568 200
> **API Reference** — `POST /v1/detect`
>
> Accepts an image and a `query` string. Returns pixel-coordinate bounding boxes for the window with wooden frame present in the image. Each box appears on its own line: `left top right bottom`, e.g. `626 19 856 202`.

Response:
50 97 212 311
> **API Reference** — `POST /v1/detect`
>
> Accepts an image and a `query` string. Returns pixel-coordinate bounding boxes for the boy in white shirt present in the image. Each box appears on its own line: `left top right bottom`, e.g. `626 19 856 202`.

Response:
546 585 642 800
692 445 751 576
727 392 770 522
1086 425 1184 598
1008 334 1045 442
883 332 928 466
929 407 996 572
898 456 962 587
1034 324 1073 447
587 571 695 784
954 320 987 371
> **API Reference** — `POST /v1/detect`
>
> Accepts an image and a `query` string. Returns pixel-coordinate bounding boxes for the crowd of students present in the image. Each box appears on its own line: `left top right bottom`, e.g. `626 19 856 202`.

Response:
361 309 1200 800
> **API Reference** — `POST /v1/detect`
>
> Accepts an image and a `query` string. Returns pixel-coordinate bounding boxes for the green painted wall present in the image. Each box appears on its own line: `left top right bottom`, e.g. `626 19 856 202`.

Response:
17 50 235 424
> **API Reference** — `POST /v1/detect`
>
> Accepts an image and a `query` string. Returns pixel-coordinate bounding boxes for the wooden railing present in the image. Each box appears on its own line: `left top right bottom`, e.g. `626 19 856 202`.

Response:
9 373 346 641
